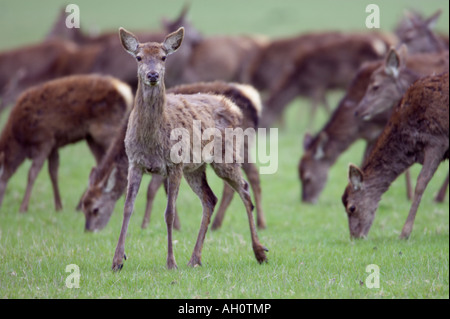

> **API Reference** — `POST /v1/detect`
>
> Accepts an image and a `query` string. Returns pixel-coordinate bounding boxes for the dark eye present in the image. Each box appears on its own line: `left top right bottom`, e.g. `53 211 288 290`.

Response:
372 85 379 92
136 56 142 62
92 208 99 216
161 56 167 62
349 205 356 214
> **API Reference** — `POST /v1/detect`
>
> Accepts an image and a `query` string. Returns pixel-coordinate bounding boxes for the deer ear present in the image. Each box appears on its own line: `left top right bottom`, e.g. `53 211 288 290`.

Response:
303 133 313 150
119 27 139 56
103 167 117 193
348 164 364 191
426 9 442 29
314 132 328 160
163 27 184 55
88 167 98 186
384 47 401 78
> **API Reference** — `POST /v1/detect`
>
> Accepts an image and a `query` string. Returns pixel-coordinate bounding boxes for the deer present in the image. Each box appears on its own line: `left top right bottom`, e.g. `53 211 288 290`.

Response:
111 27 268 271
82 81 265 233
0 39 102 114
342 72 449 239
260 33 393 128
354 45 449 120
0 74 133 213
300 45 449 204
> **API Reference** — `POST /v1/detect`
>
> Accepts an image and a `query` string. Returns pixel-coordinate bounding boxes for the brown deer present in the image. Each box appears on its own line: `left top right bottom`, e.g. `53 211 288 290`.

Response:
0 74 133 212
394 9 447 54
111 27 267 271
82 81 265 232
0 39 102 113
342 72 449 239
260 33 393 128
355 45 449 120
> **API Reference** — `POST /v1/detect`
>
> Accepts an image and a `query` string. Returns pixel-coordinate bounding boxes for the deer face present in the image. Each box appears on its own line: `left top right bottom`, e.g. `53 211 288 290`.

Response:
341 164 379 239
355 47 407 121
81 167 118 232
119 27 184 87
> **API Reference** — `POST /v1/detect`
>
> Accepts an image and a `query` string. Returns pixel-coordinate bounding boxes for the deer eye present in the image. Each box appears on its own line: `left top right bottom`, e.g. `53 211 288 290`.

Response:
349 205 356 214
372 85 379 92
161 56 167 62
92 208 99 216
136 56 142 62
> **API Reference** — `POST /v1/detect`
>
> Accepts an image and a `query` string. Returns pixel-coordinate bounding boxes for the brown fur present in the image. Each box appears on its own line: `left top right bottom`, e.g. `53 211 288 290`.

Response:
342 72 449 239
0 74 132 212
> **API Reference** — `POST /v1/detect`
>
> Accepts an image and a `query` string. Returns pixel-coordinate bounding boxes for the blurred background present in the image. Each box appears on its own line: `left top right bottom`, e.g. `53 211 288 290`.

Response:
0 0 448 50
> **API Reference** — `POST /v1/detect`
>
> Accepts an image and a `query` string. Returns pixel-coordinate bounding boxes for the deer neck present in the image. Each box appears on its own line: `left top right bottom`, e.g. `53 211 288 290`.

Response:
134 80 167 139
362 127 414 197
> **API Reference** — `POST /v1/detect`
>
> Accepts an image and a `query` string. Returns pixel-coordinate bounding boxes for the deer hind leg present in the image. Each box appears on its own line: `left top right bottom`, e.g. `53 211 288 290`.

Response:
48 149 63 211
212 163 268 264
211 182 235 231
20 149 51 213
434 173 449 203
141 174 165 229
242 162 266 229
184 167 218 267
400 153 443 239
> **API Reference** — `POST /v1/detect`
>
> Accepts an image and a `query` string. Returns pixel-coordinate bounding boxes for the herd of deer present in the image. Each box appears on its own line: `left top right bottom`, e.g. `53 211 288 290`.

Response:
0 6 448 271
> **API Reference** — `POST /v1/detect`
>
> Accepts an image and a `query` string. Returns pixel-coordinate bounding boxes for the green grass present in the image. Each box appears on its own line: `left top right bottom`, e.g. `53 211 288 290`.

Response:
0 0 449 299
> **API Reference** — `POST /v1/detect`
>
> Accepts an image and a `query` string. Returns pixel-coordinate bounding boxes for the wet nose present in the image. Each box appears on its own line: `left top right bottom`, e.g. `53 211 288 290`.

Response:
147 71 159 82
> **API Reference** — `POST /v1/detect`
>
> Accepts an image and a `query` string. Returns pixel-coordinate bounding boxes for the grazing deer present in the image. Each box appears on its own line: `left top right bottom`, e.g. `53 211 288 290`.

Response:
355 45 449 120
0 74 133 212
111 27 267 271
342 72 449 239
82 81 265 232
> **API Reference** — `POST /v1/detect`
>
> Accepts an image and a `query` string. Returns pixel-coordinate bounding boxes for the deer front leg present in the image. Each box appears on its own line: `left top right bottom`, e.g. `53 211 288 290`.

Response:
165 169 182 270
112 165 143 271
48 149 63 211
400 154 442 239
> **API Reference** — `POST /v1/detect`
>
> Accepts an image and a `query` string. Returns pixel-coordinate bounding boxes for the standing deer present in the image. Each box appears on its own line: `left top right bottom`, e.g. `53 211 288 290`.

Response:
111 27 267 271
82 81 265 232
0 74 133 212
342 72 449 239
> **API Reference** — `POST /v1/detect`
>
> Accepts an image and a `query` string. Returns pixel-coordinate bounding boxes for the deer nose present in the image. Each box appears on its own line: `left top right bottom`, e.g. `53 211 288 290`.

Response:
147 71 159 82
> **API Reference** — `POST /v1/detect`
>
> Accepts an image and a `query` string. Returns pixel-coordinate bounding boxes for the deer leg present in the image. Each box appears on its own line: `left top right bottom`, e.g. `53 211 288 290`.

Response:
184 168 218 267
211 182 235 231
164 169 182 270
400 154 442 239
405 169 413 201
112 165 143 271
141 174 165 229
163 177 181 230
213 163 268 264
434 173 449 203
48 149 63 211
242 162 266 229
20 152 48 213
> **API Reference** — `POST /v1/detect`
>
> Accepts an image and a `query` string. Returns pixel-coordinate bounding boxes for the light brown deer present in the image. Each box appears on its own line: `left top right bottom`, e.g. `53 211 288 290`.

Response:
111 27 267 271
342 72 449 239
81 81 265 232
0 74 133 212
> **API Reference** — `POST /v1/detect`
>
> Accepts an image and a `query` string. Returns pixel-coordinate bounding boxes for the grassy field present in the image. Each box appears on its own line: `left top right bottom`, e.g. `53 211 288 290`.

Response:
0 0 448 299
